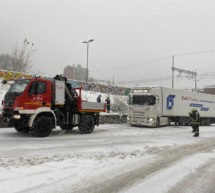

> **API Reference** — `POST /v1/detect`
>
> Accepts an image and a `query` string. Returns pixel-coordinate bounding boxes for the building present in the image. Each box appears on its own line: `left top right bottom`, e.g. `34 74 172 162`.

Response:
203 85 215 95
63 64 87 81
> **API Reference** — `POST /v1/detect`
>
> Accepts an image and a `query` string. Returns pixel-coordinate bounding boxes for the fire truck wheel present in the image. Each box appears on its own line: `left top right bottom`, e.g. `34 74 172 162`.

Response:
14 126 30 133
14 125 24 132
78 115 95 134
14 124 30 133
31 116 53 137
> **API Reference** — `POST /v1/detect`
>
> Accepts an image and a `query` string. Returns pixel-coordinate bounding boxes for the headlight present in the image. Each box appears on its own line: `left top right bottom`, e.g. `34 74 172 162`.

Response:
14 114 21 119
127 116 130 121
147 118 154 122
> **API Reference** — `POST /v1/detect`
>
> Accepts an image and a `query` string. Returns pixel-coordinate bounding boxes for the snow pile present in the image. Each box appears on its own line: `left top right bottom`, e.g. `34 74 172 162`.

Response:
0 150 148 168
0 82 10 113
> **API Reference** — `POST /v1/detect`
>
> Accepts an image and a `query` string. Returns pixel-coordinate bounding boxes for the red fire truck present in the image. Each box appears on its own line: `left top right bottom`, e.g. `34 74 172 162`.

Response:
2 75 106 137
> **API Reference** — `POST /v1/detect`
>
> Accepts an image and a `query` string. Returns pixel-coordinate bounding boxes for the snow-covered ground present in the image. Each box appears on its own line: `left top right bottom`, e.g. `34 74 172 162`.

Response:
1 79 215 192
0 124 215 193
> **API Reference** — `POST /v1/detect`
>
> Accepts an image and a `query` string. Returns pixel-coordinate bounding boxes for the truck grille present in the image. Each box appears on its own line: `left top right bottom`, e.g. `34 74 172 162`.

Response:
4 93 20 107
133 112 145 118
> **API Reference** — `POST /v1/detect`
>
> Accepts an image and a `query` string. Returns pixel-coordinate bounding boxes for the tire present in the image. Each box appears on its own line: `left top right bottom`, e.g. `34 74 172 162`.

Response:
78 115 95 134
201 119 211 126
167 118 171 126
200 119 205 126
179 120 186 126
155 117 160 128
31 116 53 137
205 119 211 126
14 123 30 133
14 125 24 132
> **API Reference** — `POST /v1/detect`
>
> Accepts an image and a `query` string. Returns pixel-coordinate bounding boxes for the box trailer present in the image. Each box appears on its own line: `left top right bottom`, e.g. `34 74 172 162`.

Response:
127 86 215 127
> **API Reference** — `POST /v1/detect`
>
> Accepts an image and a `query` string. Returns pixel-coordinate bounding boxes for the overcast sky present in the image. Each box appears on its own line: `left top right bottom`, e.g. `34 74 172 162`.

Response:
1 0 215 89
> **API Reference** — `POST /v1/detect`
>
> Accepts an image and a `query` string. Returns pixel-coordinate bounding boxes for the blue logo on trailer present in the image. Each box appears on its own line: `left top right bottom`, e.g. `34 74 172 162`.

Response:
190 103 209 111
190 103 203 108
167 95 176 110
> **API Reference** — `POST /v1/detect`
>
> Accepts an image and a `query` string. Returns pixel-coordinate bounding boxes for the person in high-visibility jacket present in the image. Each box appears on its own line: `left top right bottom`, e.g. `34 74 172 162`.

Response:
189 109 196 133
189 109 200 137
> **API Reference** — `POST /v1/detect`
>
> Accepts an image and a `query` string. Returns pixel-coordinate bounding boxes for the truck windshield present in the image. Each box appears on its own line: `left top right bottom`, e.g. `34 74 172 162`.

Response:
8 79 30 94
132 95 156 106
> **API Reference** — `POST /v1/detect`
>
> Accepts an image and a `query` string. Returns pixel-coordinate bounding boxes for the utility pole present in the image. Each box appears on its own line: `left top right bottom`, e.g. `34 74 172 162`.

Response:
172 66 197 91
172 55 174 88
195 69 197 91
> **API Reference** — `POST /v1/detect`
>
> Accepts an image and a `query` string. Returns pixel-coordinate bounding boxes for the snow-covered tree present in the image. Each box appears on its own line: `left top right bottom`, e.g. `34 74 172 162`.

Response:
111 96 128 114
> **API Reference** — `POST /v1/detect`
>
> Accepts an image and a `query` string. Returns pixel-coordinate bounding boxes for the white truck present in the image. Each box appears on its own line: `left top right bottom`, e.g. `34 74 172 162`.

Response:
127 86 215 127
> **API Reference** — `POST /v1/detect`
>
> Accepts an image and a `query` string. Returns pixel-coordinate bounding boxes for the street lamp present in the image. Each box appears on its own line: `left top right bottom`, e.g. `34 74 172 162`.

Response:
82 39 94 82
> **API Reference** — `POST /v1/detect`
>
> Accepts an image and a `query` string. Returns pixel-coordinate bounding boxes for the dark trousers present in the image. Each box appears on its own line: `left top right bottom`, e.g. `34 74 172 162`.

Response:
193 124 199 136
106 104 110 113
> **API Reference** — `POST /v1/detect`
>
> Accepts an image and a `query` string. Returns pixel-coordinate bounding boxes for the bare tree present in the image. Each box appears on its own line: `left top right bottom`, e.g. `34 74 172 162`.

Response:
0 39 35 72
10 38 36 72
0 54 13 70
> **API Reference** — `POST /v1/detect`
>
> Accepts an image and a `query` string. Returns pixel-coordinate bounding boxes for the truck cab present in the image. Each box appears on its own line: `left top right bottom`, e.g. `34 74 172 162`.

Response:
3 78 53 131
3 78 52 110
127 87 168 127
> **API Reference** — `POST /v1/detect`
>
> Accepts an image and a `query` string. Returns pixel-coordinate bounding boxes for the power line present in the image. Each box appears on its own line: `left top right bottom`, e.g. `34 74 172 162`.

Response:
92 49 215 73
113 68 215 83
91 56 170 72
173 49 215 57
92 50 215 89
115 70 215 85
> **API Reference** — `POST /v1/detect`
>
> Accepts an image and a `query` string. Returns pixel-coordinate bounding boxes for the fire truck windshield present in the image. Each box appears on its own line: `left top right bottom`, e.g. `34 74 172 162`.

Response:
132 95 156 106
8 79 30 94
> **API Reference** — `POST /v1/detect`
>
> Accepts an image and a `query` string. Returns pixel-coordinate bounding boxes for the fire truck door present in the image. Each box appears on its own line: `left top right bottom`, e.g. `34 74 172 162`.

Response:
25 81 47 109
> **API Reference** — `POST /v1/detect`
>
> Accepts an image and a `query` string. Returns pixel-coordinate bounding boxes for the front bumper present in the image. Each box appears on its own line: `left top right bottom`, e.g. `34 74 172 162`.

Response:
128 116 156 127
2 109 28 127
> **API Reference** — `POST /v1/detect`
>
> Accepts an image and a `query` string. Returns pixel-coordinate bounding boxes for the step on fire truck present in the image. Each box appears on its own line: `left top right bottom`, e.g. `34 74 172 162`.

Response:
1 75 106 137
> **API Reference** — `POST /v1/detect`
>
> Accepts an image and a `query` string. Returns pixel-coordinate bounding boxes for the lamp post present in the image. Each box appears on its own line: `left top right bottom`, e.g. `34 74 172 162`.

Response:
82 39 94 82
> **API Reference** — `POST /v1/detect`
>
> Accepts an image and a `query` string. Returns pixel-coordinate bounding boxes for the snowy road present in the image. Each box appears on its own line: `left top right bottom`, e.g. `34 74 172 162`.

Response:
0 124 215 193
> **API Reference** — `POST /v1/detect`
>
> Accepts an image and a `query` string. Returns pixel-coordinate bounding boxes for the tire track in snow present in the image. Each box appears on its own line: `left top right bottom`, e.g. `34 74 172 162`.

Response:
78 137 215 193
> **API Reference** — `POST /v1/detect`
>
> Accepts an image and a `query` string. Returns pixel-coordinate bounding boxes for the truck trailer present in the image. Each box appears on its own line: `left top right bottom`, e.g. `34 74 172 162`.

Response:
1 75 106 137
127 86 215 127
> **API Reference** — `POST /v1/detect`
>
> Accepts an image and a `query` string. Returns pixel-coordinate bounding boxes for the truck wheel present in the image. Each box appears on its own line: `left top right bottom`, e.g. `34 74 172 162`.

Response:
156 117 160 128
14 126 30 133
205 119 211 126
14 123 30 133
14 125 24 132
179 120 186 126
78 115 95 134
31 116 53 137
